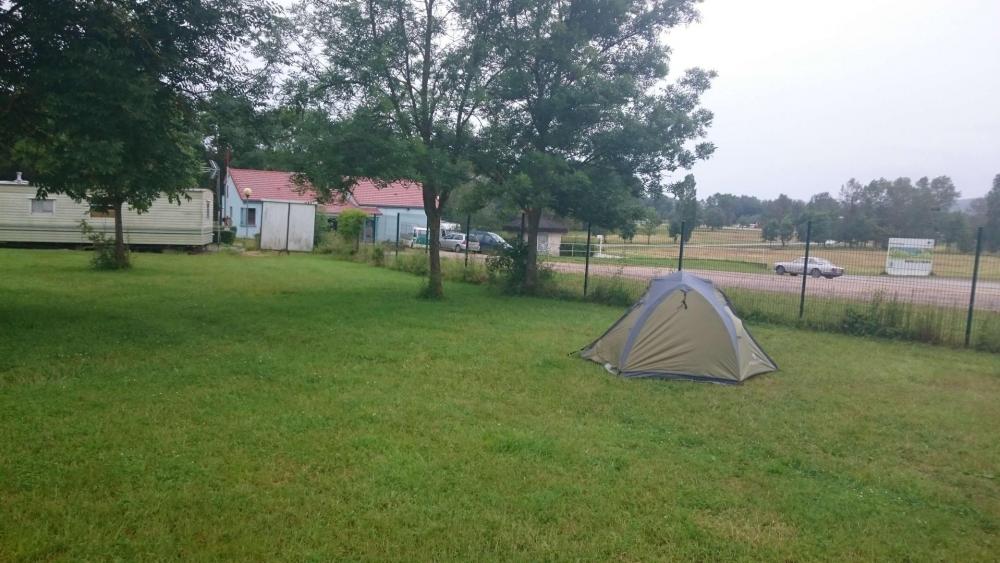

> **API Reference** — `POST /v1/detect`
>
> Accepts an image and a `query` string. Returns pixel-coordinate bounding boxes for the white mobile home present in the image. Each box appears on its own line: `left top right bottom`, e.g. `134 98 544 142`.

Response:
0 175 214 246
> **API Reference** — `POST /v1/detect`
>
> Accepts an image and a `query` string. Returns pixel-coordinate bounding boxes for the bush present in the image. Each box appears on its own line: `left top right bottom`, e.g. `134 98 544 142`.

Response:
314 210 331 245
79 220 129 270
485 239 556 295
338 209 367 245
220 228 236 245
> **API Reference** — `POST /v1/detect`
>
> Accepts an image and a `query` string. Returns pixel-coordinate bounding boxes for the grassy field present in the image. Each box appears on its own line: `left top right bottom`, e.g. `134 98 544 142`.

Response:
561 226 1000 280
1 249 999 560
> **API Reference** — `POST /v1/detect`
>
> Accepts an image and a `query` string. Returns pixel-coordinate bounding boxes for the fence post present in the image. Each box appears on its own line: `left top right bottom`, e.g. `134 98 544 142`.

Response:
677 221 686 271
464 213 471 267
395 213 400 258
965 226 984 347
798 220 812 319
584 221 592 297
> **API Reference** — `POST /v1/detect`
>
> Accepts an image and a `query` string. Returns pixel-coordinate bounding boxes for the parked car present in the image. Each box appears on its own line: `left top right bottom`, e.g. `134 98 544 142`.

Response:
441 232 480 252
774 257 845 278
471 230 511 253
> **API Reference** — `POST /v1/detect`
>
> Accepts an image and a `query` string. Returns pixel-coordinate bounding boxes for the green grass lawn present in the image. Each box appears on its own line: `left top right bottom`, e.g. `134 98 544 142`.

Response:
1 249 998 561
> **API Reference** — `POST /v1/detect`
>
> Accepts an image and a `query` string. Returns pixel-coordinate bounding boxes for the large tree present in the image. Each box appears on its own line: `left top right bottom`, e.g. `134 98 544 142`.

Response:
479 0 715 292
0 0 272 267
291 0 504 298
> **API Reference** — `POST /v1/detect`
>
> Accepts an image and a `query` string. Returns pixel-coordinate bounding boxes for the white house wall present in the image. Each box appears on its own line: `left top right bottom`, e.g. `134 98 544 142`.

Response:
224 175 262 238
0 184 213 245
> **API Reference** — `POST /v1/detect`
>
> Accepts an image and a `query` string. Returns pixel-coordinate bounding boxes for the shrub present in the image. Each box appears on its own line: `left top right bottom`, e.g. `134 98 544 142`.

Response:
79 220 129 270
315 232 354 256
337 209 367 246
485 240 556 295
314 210 331 245
220 228 236 245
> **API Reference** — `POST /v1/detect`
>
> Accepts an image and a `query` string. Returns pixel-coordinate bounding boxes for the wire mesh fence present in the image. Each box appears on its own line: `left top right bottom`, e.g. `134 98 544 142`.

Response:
548 222 999 351
359 218 999 352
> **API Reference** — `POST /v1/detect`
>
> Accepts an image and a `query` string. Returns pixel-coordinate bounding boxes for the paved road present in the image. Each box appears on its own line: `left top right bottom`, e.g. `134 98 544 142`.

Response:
444 252 1000 312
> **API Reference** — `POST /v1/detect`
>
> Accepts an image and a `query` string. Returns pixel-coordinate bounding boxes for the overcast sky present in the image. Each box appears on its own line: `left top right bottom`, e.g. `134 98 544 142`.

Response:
664 0 1000 200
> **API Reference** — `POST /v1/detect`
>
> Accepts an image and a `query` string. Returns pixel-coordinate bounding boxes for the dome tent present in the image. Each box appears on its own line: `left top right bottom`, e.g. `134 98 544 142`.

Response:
580 272 777 383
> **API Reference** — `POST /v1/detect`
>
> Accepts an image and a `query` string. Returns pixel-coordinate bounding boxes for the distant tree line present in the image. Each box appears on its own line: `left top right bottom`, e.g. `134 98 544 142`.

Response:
635 174 999 252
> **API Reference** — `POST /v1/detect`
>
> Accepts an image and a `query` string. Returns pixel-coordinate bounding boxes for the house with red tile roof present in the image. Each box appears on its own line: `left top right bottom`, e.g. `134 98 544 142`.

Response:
348 178 428 242
223 168 390 239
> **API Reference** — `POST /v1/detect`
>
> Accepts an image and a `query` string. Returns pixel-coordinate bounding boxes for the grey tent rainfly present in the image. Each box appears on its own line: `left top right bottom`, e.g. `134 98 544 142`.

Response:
580 272 778 384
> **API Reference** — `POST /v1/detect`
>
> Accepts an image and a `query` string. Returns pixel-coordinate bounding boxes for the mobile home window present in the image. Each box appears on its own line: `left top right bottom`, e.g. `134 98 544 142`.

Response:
241 207 257 227
206 202 210 219
90 206 116 218
30 199 54 214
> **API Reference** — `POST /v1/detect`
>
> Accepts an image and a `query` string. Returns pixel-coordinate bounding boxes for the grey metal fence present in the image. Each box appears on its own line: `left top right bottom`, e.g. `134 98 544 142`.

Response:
363 218 999 352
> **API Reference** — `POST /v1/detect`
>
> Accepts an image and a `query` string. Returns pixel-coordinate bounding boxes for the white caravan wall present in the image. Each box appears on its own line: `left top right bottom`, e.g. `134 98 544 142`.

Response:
260 201 315 252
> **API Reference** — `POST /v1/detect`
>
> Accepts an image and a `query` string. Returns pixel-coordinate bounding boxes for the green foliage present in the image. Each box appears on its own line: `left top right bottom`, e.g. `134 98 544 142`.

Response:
583 280 635 308
292 0 506 298
637 208 664 244
701 206 726 231
220 228 236 245
337 210 368 244
1 0 272 260
985 174 1000 252
761 217 795 246
485 239 555 295
313 210 331 246
668 175 699 242
79 221 129 271
478 0 715 288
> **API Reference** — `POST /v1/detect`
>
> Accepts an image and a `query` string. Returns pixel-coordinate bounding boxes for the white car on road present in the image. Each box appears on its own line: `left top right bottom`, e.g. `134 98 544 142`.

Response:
774 257 845 278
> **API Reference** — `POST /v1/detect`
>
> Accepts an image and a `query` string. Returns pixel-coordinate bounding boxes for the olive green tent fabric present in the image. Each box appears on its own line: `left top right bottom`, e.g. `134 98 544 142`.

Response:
580 272 777 383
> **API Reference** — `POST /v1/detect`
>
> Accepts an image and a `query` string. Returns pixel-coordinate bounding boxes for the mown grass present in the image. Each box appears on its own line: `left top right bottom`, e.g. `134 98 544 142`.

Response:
1 249 999 561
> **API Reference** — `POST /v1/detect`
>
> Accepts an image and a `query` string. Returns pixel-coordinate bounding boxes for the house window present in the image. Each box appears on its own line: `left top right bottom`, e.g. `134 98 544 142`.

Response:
241 207 257 227
90 206 117 218
30 199 54 214
206 202 210 219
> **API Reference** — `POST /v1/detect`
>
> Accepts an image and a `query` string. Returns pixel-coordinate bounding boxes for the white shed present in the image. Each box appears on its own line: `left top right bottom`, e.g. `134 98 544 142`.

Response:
0 176 214 246
259 200 316 252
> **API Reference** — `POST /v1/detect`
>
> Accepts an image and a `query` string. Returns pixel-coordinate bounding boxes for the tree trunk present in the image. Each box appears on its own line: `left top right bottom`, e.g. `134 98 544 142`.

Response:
113 200 129 268
423 190 444 299
523 208 542 293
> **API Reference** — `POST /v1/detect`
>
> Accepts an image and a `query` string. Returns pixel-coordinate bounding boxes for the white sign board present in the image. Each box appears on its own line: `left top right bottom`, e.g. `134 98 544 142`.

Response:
885 238 934 276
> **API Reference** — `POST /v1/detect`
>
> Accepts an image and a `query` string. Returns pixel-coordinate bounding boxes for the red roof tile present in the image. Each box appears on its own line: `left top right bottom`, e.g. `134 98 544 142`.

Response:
350 178 424 208
228 168 317 203
321 195 381 216
229 168 416 215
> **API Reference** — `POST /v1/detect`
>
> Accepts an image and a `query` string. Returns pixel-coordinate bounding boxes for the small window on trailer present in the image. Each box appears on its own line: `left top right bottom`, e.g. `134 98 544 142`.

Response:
90 206 116 218
30 199 54 214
